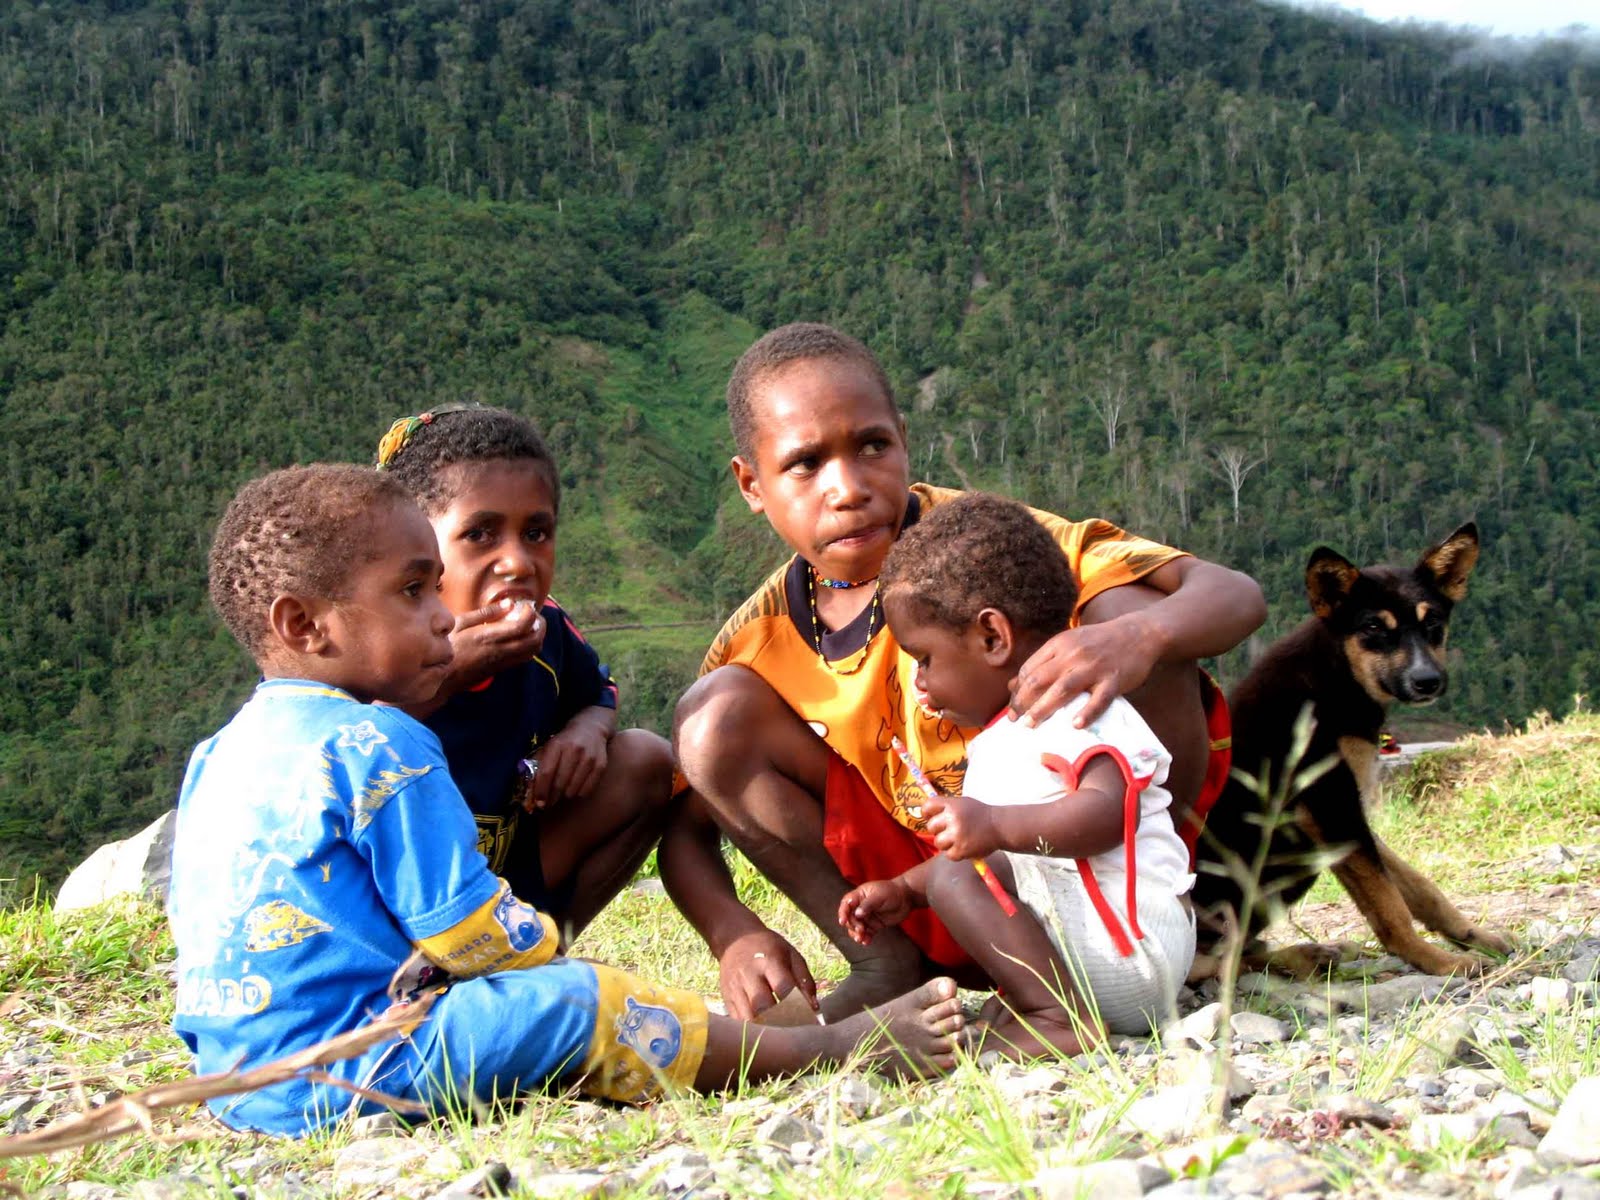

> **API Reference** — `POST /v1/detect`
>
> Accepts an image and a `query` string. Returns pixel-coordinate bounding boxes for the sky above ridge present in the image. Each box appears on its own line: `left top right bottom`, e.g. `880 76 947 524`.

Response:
1286 0 1594 37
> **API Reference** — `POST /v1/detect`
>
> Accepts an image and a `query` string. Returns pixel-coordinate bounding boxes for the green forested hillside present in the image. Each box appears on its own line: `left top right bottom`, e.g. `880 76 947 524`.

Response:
2 0 1597 891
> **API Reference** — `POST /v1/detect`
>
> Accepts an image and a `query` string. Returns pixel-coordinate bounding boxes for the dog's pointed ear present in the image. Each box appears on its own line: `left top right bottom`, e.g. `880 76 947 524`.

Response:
1305 548 1360 619
1419 522 1479 601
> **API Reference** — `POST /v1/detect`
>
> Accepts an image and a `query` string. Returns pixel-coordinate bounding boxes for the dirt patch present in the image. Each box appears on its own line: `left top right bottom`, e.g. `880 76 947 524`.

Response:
1272 879 1600 952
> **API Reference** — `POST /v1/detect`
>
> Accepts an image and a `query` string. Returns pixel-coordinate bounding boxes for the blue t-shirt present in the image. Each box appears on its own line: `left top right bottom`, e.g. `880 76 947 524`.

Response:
423 600 617 893
168 680 504 1133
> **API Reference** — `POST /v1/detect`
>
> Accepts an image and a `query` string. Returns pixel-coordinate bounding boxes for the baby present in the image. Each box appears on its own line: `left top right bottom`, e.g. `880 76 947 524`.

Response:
841 492 1197 1056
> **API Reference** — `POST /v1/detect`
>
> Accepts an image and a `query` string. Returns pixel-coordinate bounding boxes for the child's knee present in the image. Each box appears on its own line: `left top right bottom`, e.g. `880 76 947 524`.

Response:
922 854 972 911
607 728 675 803
673 666 772 775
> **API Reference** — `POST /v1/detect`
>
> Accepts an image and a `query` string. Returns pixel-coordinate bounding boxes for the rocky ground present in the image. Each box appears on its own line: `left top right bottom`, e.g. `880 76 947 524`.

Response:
4 846 1599 1200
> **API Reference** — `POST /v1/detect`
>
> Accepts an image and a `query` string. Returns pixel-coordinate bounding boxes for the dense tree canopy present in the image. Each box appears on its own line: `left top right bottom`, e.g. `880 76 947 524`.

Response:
2 0 1596 892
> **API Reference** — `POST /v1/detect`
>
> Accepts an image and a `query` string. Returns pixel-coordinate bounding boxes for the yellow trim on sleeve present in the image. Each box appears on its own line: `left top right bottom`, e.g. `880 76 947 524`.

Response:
414 881 559 978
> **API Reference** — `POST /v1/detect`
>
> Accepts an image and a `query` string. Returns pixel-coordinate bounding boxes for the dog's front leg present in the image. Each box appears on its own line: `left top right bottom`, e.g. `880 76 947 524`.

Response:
1330 850 1492 977
1375 838 1513 958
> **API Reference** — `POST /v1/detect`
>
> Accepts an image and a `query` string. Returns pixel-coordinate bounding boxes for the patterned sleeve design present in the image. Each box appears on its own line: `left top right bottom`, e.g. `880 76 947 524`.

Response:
412 879 559 976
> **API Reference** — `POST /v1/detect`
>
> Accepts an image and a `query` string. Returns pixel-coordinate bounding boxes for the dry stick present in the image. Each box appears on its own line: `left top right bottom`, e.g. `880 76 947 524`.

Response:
0 995 437 1160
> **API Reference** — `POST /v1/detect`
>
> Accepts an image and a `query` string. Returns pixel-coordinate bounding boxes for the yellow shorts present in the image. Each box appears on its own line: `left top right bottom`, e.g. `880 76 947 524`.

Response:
577 962 710 1103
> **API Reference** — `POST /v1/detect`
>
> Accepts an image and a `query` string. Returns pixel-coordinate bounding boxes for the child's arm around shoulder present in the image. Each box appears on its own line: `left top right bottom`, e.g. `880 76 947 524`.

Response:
1012 534 1265 729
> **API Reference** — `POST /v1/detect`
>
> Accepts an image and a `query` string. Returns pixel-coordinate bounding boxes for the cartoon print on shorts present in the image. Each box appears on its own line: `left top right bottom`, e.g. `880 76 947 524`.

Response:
493 888 546 952
615 996 683 1071
243 899 333 952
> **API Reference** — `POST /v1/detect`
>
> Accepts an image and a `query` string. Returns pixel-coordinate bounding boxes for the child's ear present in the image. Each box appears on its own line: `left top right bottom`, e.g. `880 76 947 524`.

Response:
974 607 1015 666
731 455 765 514
268 593 333 656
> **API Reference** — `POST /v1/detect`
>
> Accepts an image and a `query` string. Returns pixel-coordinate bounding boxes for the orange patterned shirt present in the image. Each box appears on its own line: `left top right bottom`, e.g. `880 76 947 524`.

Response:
698 484 1187 830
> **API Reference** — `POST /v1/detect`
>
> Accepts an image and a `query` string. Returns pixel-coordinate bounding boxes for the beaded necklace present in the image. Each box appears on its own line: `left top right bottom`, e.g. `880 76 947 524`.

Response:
814 574 877 590
806 565 881 676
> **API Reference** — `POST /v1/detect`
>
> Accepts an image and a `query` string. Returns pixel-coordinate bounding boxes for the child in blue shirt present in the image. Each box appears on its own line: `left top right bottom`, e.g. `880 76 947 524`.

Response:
169 464 966 1136
374 406 670 939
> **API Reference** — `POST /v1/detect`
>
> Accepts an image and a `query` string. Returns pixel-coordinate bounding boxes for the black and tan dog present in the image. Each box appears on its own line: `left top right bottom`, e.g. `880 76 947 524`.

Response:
1191 523 1512 979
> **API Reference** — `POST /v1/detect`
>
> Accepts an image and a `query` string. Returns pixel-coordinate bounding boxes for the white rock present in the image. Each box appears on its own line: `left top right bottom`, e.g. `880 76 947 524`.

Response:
1537 1075 1600 1167
1169 1003 1224 1047
1409 1110 1490 1151
1122 1083 1226 1142
1033 1160 1148 1200
1230 1011 1291 1046
829 1075 883 1121
757 1111 824 1150
54 811 176 914
1529 977 1574 1013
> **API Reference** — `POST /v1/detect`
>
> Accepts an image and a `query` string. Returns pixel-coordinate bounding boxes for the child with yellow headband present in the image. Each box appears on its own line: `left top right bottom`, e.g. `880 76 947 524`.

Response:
376 404 672 945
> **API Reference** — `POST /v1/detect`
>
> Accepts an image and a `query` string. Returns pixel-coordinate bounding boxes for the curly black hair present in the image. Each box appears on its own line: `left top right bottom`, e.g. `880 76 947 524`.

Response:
375 405 559 517
880 492 1078 639
726 323 896 461
208 464 414 658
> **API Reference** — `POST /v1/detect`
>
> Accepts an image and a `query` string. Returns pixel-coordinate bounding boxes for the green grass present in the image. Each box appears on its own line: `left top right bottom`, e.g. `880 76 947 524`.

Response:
1300 708 1600 907
2 713 1597 1197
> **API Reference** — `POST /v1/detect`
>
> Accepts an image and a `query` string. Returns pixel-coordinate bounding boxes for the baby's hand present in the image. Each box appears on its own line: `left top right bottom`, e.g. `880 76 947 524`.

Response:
839 879 914 944
922 794 1001 861
446 598 546 690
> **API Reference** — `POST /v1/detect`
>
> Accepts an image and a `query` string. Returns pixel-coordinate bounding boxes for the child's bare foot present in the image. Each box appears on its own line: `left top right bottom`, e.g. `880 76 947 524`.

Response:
836 976 967 1078
966 996 1102 1062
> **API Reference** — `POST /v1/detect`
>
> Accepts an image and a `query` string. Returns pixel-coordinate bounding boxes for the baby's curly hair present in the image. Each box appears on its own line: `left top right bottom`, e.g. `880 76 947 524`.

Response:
880 493 1078 639
726 323 896 460
375 404 559 516
209 465 413 658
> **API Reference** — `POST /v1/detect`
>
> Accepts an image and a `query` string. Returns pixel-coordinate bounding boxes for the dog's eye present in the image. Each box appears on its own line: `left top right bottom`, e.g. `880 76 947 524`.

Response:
1358 617 1393 641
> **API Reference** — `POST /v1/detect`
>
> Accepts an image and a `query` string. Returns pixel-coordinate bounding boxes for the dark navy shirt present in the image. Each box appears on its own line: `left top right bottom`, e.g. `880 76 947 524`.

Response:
423 600 617 896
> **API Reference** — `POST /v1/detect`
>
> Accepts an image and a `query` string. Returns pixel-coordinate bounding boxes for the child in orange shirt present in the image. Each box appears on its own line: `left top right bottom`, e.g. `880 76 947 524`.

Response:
667 323 1261 1024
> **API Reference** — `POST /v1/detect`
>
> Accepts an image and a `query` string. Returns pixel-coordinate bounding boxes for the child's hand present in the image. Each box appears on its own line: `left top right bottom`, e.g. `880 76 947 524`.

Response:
922 794 1001 861
446 598 547 691
839 878 915 944
1008 617 1157 729
719 930 819 1023
522 721 608 809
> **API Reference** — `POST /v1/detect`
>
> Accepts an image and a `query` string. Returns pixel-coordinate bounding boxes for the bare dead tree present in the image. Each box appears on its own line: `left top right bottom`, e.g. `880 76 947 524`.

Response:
1086 370 1130 452
1208 444 1266 525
